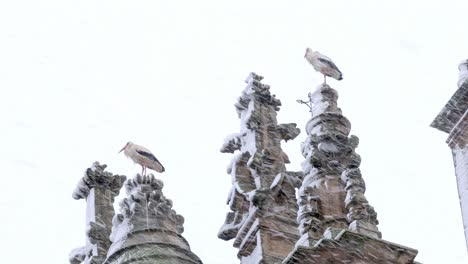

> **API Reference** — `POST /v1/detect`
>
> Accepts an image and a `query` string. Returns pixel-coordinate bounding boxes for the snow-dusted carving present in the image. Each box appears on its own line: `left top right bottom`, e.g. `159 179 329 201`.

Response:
69 162 126 264
287 84 418 263
105 174 202 264
72 162 126 200
297 84 369 243
342 168 380 238
109 174 184 244
218 72 301 263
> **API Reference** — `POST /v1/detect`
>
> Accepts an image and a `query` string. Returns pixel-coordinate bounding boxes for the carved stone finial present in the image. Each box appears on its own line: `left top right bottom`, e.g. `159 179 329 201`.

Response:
219 73 301 263
110 174 184 244
286 84 418 264
69 162 126 264
296 84 378 244
105 174 202 264
72 161 126 200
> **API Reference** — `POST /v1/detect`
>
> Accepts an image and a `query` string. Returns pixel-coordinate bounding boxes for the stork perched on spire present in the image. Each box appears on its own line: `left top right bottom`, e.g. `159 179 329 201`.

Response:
304 47 343 84
119 142 165 176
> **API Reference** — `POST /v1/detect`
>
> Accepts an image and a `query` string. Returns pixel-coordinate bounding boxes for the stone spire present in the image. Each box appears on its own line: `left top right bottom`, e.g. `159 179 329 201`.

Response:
105 174 202 264
296 84 380 242
218 72 302 263
284 84 419 263
69 162 127 264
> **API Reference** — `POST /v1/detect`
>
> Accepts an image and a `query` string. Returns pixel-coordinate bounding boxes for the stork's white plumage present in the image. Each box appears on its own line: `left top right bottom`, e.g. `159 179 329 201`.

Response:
119 141 165 175
304 47 343 84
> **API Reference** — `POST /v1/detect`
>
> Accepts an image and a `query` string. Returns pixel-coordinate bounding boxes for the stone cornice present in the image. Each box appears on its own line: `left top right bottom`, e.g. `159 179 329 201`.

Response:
431 80 468 134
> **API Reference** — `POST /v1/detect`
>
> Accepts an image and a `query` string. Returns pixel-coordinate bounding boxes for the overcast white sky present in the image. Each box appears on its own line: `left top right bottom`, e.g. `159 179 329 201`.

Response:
0 0 467 263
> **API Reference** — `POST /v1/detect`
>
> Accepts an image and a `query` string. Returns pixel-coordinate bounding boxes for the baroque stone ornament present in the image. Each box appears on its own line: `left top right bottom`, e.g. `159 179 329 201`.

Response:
69 162 127 264
218 72 302 263
284 84 419 264
70 163 202 264
105 174 202 264
295 84 379 243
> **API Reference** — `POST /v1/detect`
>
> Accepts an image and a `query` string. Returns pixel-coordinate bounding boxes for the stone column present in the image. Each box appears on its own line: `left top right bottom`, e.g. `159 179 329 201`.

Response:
69 162 127 264
218 72 301 264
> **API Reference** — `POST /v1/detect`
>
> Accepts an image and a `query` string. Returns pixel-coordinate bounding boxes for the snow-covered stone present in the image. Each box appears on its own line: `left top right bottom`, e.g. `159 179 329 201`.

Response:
70 164 202 264
288 84 418 263
106 174 202 264
218 72 301 263
69 162 126 264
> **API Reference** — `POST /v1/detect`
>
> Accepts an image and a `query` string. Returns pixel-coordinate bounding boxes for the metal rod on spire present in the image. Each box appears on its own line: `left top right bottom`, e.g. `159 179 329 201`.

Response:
296 92 313 116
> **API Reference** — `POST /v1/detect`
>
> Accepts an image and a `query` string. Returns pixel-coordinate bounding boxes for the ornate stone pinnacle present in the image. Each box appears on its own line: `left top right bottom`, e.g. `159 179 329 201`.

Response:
106 174 202 264
72 161 127 200
296 84 380 244
69 162 126 264
219 73 301 263
110 174 184 243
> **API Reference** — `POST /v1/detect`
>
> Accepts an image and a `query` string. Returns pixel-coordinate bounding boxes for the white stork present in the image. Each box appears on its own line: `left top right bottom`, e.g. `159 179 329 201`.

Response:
304 47 343 84
119 141 165 175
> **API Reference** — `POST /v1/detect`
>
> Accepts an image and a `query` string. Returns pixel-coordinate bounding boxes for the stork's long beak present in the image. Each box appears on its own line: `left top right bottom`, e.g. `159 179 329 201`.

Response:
119 145 126 153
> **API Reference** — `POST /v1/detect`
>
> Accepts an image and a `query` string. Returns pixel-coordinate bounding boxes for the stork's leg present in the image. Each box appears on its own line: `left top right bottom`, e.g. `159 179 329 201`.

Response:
324 75 327 84
141 166 144 176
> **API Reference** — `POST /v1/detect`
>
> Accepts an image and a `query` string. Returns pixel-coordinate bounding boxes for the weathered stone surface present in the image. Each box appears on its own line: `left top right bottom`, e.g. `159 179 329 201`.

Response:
70 164 201 264
69 162 127 264
431 77 468 135
218 72 301 263
72 162 127 200
297 84 375 242
105 174 202 264
290 84 418 263
284 228 418 264
343 168 380 238
432 70 468 252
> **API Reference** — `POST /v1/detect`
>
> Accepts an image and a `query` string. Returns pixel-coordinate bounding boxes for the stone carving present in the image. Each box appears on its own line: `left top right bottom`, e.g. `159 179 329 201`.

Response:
284 228 419 264
70 163 202 264
110 174 184 244
296 84 379 244
72 162 126 200
218 73 301 263
286 84 419 263
106 174 202 264
342 168 380 238
69 162 126 264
